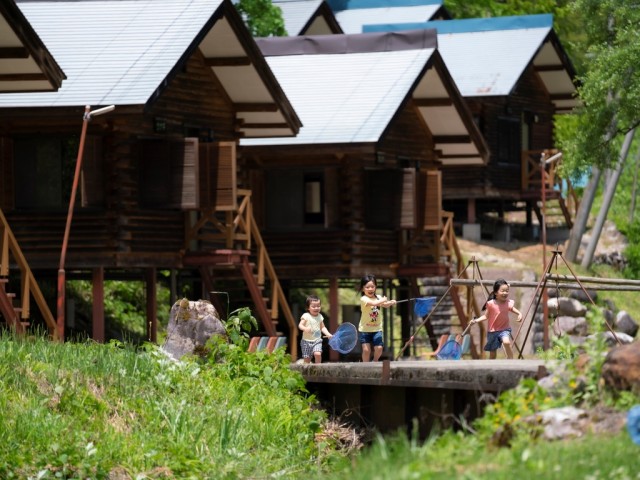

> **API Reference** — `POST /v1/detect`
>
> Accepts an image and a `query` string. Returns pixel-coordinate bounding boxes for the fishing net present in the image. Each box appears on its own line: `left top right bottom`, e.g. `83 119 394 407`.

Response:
413 297 436 317
328 322 358 354
436 338 463 360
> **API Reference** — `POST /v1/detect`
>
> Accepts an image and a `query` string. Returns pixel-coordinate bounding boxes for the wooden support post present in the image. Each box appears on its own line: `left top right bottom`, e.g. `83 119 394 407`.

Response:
92 267 105 343
329 277 339 362
146 267 157 343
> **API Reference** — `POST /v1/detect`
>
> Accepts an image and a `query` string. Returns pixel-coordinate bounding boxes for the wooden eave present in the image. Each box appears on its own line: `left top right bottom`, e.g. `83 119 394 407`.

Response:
143 0 302 137
239 141 376 158
383 50 489 166
0 0 66 92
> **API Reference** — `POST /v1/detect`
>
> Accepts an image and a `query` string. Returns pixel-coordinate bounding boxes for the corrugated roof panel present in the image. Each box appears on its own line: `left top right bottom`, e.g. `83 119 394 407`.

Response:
336 6 442 33
274 0 324 35
242 48 434 146
433 28 550 97
0 0 223 107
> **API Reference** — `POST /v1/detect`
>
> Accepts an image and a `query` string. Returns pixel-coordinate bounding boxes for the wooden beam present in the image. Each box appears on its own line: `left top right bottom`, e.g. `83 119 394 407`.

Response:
0 73 48 81
0 47 29 58
433 135 471 144
205 56 251 67
146 267 157 343
235 102 278 112
535 64 565 72
241 122 290 129
92 267 105 343
414 98 453 107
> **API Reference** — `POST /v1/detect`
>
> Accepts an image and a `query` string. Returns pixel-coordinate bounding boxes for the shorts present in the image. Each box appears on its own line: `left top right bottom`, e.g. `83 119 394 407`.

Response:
359 330 384 347
301 339 323 358
484 329 512 351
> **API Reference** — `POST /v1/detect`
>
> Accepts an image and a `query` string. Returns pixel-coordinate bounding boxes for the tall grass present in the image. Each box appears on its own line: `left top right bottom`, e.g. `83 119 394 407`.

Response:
0 332 339 479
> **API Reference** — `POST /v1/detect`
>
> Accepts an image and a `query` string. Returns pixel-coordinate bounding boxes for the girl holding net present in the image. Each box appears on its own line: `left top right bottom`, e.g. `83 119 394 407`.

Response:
471 278 522 359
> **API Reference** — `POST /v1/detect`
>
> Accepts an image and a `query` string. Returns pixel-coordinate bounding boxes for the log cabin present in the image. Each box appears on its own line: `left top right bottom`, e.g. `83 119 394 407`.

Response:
240 29 490 358
0 0 65 93
0 0 307 355
364 15 581 239
0 0 66 336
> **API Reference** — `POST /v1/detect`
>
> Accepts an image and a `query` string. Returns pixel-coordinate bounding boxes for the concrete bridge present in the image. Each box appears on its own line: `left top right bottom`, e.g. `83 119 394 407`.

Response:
291 360 548 438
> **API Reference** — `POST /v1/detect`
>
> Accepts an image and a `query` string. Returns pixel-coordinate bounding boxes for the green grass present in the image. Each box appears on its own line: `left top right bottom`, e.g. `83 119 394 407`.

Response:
323 428 640 480
0 332 337 479
2 327 638 479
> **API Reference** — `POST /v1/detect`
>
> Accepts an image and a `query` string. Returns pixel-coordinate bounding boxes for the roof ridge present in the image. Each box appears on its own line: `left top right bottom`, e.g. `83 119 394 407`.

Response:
256 29 437 56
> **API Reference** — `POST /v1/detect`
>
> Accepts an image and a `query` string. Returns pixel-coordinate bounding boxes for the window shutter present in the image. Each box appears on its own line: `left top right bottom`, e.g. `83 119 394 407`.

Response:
423 169 441 230
170 137 199 209
199 141 236 211
0 137 14 211
400 168 416 229
80 135 105 208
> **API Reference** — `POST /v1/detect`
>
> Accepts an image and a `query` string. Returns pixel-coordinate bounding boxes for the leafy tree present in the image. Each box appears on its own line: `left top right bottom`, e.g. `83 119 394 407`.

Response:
558 0 640 173
235 0 287 37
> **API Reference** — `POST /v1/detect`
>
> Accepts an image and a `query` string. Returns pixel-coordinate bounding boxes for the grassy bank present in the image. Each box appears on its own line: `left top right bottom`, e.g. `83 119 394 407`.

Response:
0 333 341 479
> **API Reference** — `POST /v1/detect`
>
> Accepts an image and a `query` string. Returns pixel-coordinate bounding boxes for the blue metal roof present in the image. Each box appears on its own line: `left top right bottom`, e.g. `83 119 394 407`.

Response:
327 0 442 11
363 13 553 34
362 14 579 111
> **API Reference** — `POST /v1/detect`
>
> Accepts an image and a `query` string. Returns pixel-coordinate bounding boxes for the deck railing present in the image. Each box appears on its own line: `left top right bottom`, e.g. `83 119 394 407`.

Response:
184 190 297 355
0 208 57 338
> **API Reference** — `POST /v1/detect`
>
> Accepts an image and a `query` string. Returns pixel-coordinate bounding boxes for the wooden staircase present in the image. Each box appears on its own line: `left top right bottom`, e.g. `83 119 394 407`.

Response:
521 149 578 229
0 208 57 338
183 189 298 359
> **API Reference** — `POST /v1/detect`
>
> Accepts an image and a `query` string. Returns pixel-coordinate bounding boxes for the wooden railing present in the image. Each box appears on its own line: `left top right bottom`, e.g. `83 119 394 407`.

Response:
184 190 298 356
440 211 482 319
0 208 57 338
521 149 579 218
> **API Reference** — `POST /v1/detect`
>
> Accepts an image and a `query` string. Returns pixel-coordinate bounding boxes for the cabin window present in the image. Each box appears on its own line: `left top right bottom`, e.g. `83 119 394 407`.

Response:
497 117 521 166
13 135 104 210
364 169 402 229
265 169 326 230
304 174 324 224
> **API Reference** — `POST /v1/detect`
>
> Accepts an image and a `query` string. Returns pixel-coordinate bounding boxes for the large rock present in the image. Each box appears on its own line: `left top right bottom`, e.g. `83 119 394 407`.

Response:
553 316 588 336
614 311 639 338
547 297 587 317
601 341 640 391
162 299 227 360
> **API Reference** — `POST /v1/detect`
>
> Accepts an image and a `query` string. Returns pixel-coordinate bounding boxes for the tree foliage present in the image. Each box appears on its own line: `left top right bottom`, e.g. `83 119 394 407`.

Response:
557 0 640 173
236 0 287 37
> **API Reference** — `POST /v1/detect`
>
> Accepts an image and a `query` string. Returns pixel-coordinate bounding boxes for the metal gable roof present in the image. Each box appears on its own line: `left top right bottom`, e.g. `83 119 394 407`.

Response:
0 0 65 92
273 0 340 35
335 5 444 34
364 14 580 112
241 30 488 166
0 0 301 137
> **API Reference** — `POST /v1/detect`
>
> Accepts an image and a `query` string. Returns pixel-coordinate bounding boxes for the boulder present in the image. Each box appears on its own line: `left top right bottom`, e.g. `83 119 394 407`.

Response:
601 341 640 391
547 297 587 317
161 298 227 360
553 316 588 336
568 288 598 303
614 310 639 338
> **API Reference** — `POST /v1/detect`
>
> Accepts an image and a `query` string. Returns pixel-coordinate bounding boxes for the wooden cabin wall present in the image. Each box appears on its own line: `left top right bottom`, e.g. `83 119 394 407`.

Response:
239 105 440 280
378 104 437 167
0 50 238 271
441 65 557 220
